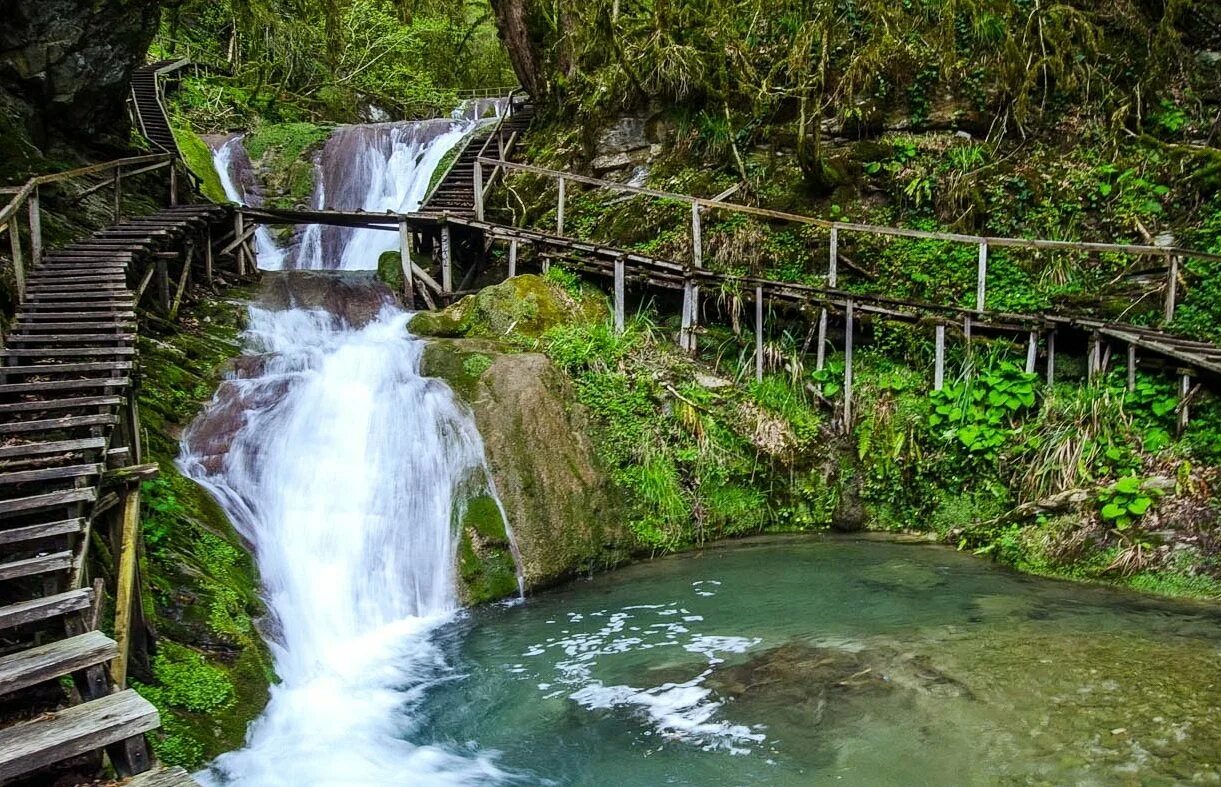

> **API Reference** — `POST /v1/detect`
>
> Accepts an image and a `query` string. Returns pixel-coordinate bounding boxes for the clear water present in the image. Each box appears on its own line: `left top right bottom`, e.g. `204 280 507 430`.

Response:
416 537 1221 785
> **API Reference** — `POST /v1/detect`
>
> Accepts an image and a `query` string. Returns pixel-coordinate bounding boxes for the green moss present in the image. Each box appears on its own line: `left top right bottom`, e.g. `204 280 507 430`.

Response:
377 250 405 292
462 353 493 378
408 274 606 340
173 125 230 204
457 494 518 603
244 122 331 210
462 494 507 542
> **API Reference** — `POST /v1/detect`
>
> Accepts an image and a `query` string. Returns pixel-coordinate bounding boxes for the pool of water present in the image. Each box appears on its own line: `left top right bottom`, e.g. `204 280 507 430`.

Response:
417 537 1221 785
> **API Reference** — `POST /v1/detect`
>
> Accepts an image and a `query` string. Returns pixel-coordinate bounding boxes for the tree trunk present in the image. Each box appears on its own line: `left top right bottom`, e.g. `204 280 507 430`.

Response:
489 0 543 97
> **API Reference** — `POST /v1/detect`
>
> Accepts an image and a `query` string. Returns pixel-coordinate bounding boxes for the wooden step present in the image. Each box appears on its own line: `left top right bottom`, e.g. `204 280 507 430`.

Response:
0 688 158 781
9 334 136 344
0 397 121 415
0 379 129 396
10 322 133 332
13 312 136 321
0 587 92 630
0 413 117 435
2 347 136 358
0 630 117 697
0 463 103 485
0 518 84 546
0 361 132 376
22 303 135 312
0 437 106 461
0 487 96 516
24 292 134 302
0 551 72 582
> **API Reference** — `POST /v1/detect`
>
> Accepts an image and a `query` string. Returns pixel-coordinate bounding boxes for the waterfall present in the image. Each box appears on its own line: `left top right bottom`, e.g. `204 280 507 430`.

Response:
208 104 501 271
211 136 287 271
180 302 510 785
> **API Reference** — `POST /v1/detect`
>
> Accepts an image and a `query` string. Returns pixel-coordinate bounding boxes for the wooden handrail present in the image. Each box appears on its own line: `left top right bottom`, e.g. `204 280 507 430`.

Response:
0 154 171 226
475 156 1221 263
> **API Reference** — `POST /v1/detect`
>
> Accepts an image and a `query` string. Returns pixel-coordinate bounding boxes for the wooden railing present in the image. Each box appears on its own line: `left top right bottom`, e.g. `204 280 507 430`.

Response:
474 155 1221 347
0 154 176 301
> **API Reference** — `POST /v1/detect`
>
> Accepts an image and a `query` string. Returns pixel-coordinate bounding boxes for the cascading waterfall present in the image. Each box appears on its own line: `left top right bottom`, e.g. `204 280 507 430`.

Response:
212 137 287 271
181 304 511 785
209 100 502 272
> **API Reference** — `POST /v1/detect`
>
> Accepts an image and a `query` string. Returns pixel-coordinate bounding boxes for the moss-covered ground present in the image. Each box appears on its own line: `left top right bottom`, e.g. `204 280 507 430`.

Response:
129 288 276 768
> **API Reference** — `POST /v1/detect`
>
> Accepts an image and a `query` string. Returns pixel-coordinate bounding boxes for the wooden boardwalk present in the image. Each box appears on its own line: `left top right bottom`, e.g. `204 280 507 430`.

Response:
0 203 223 783
130 61 189 158
420 101 534 216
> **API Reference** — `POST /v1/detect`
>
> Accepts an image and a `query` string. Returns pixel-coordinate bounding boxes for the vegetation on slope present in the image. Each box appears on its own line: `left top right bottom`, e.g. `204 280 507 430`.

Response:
153 0 517 129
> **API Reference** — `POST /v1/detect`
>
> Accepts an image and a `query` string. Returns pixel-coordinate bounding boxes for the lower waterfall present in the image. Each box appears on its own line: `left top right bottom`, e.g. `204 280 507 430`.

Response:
180 304 510 785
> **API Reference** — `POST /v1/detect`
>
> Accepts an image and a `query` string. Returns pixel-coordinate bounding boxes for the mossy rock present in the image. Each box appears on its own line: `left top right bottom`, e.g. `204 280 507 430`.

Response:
173 125 230 205
377 250 405 293
457 494 519 604
409 274 606 340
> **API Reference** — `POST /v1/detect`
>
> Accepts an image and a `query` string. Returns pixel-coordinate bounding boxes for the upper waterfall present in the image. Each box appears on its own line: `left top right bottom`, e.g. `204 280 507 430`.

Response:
210 102 501 272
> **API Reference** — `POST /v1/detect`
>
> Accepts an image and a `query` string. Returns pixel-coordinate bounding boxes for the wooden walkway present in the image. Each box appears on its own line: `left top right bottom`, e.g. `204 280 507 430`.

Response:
0 204 223 783
131 61 188 158
420 101 534 216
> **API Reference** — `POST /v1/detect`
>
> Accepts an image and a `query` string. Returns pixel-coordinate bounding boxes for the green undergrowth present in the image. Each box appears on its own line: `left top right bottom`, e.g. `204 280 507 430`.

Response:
469 264 1220 599
131 287 275 768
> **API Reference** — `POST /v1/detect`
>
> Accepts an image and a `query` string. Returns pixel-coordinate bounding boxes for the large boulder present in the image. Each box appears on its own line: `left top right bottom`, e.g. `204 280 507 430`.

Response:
409 274 605 340
0 0 159 146
421 338 631 595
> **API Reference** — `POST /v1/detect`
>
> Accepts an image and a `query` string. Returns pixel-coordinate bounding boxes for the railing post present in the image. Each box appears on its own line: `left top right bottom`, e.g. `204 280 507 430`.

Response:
829 225 839 288
28 185 42 263
399 219 416 308
1087 332 1101 383
204 225 214 284
844 298 855 427
755 285 765 382
934 324 946 391
690 203 702 353
1046 331 1056 386
1164 253 1179 323
8 218 24 303
110 483 142 689
556 176 565 236
815 307 828 377
508 239 517 278
976 240 988 311
1026 331 1037 374
473 161 484 221
234 212 246 275
1178 372 1192 434
1127 343 1137 392
440 223 453 293
613 256 625 334
169 161 178 206
114 167 123 221
679 277 694 352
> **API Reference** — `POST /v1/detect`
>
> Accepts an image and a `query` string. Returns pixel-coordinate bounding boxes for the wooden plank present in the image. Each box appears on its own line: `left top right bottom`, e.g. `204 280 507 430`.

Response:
111 486 140 688
0 379 129 396
0 463 102 485
3 348 136 358
0 437 106 460
0 413 117 436
10 334 136 343
0 361 132 375
0 689 159 780
934 324 946 391
0 587 92 630
0 518 84 546
613 258 626 333
0 396 121 414
844 299 855 426
755 286 764 383
0 630 117 697
0 551 72 582
125 765 199 787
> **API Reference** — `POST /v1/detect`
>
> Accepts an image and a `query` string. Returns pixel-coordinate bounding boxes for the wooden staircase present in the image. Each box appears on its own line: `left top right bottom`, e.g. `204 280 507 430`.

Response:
130 61 187 158
0 204 224 784
421 103 535 215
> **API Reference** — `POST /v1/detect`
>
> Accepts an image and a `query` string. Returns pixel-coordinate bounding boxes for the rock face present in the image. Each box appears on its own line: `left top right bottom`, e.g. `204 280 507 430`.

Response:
422 339 631 594
0 0 159 146
259 270 394 327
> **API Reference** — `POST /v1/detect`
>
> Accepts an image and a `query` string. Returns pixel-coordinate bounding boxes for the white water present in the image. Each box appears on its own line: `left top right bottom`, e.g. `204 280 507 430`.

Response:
208 105 497 272
181 306 511 785
213 137 287 271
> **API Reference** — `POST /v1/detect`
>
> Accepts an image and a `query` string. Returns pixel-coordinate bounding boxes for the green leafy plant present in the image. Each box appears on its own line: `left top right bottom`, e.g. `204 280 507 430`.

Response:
928 362 1038 459
1097 476 1162 530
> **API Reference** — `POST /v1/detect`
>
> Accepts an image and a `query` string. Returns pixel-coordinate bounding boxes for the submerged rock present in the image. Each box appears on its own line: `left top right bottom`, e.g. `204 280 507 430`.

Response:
260 270 394 327
421 338 630 595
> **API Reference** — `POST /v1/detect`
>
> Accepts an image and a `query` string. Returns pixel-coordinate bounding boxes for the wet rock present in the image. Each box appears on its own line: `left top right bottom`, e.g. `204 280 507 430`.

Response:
421 340 631 593
259 270 394 327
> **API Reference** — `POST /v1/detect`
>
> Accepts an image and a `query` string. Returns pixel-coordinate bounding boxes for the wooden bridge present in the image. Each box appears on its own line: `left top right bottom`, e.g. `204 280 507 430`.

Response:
244 145 1221 431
